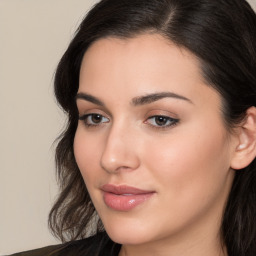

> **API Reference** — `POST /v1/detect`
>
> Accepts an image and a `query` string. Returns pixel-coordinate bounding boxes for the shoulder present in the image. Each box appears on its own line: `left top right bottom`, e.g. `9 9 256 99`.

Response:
8 232 121 256
8 243 63 256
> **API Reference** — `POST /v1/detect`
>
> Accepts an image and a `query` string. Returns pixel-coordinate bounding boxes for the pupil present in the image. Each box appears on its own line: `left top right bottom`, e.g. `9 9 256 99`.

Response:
92 114 102 123
156 116 167 126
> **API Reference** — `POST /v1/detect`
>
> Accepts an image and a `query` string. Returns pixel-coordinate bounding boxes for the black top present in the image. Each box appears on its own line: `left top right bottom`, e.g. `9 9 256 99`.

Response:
9 232 121 256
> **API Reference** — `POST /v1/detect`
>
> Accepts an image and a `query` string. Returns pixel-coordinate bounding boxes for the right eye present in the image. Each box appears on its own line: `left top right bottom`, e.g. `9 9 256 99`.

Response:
79 113 110 127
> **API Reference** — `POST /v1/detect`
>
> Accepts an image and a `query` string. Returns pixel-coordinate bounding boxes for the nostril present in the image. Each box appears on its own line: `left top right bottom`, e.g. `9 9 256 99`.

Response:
100 151 140 174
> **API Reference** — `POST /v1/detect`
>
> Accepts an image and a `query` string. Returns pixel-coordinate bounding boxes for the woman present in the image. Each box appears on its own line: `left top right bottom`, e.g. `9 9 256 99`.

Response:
11 0 256 255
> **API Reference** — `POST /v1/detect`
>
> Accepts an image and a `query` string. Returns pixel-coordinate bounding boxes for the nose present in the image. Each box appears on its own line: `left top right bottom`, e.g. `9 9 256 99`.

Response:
100 123 140 174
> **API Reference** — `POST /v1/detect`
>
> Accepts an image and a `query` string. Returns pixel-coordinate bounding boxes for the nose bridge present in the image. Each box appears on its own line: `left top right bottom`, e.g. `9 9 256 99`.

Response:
100 119 139 173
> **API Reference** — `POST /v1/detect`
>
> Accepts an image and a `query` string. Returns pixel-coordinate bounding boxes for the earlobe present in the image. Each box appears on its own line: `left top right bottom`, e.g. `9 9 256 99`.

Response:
231 107 256 170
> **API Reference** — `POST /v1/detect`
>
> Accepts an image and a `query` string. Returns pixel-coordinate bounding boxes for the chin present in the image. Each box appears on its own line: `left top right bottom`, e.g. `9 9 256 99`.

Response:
107 229 151 245
102 216 156 245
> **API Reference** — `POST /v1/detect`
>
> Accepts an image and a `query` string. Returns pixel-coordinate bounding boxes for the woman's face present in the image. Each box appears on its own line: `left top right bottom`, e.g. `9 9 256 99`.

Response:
74 34 236 248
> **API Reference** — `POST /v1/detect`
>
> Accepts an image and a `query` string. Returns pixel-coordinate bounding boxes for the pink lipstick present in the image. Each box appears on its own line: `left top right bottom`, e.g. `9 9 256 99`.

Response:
101 184 155 211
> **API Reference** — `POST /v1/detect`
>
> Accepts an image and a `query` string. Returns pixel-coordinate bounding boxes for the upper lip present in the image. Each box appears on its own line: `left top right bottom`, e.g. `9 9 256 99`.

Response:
101 184 155 195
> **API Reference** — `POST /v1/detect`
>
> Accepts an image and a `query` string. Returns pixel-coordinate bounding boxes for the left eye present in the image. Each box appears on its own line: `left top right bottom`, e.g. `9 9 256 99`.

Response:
79 113 109 126
146 115 179 127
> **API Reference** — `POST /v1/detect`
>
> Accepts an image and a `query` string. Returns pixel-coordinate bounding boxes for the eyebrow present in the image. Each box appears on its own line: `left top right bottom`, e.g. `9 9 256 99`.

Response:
75 91 193 106
132 92 193 106
76 92 105 106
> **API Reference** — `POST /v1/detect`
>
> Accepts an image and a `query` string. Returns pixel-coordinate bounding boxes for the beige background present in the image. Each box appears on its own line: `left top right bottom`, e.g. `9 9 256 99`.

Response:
0 1 98 255
1 0 256 255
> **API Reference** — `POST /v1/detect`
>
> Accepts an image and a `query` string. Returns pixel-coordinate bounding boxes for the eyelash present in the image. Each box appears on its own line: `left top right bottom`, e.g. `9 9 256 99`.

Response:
145 115 179 130
78 113 179 130
79 113 110 127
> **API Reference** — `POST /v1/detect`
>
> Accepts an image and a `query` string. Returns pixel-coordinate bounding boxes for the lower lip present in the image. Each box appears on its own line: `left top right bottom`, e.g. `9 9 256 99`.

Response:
103 192 154 211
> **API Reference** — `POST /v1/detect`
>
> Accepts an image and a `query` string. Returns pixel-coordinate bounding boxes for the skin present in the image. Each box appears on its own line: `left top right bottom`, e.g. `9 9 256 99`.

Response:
74 34 239 256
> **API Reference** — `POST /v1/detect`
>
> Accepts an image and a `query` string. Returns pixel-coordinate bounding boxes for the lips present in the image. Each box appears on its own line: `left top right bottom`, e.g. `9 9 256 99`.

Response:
101 184 155 211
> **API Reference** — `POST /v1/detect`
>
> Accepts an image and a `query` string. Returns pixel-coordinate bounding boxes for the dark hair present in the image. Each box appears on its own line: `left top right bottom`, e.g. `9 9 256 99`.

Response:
49 0 256 255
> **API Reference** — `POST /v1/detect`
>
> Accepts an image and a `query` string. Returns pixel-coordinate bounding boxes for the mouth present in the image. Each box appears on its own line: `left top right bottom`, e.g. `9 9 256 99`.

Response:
100 184 156 211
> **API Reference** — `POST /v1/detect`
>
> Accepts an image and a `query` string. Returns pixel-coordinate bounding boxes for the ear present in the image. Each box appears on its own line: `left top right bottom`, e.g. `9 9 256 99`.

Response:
231 107 256 170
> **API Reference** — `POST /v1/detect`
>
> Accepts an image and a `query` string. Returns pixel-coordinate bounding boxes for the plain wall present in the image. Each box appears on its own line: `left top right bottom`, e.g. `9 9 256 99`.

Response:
0 1 98 255
1 0 256 255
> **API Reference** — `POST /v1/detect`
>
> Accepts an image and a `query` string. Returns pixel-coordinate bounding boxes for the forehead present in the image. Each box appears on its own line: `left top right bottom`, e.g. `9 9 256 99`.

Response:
80 34 201 79
79 34 220 109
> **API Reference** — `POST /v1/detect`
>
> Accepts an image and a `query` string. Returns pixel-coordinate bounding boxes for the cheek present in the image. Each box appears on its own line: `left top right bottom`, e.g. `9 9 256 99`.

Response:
73 127 102 184
142 122 232 200
137 123 234 235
